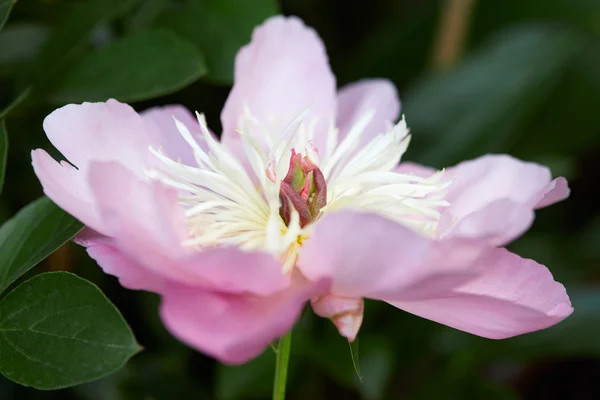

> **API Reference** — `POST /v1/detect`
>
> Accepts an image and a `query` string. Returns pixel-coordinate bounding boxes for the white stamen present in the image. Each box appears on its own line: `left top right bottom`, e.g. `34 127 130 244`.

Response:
146 108 449 270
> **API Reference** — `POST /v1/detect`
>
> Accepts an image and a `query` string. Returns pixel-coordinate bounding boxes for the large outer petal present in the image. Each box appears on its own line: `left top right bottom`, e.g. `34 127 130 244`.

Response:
336 79 400 144
388 248 572 339
86 161 290 295
32 150 103 231
220 15 336 152
298 211 480 300
76 229 166 293
160 275 329 364
395 155 570 245
32 100 199 234
444 154 569 213
42 99 157 178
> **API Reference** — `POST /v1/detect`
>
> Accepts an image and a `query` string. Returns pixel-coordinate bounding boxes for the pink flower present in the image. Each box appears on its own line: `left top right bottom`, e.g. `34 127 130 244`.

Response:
31 16 572 364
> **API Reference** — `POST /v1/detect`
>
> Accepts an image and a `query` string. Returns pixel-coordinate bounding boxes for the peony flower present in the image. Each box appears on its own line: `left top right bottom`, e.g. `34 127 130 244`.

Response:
31 16 572 364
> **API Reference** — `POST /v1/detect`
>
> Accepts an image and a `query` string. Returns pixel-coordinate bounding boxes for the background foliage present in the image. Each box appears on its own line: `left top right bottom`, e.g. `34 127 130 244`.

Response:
1 0 599 398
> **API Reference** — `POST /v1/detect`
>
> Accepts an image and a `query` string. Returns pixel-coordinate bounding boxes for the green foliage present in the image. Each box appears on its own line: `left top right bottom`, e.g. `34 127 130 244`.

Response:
0 197 83 294
0 0 15 32
158 0 279 84
51 29 207 103
0 23 48 70
30 0 137 90
405 24 583 167
0 120 6 196
0 272 141 389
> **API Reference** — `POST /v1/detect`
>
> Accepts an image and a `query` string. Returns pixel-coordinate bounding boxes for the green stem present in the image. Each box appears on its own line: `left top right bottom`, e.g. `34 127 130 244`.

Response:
272 330 293 400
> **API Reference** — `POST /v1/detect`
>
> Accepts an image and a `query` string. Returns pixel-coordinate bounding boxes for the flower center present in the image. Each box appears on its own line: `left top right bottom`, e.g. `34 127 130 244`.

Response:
145 108 449 272
277 149 327 227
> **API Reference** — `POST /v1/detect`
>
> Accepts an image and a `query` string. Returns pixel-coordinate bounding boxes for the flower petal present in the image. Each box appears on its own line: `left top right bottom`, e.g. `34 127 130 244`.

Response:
31 149 102 231
439 154 569 243
438 199 535 246
160 275 329 364
76 229 165 293
311 294 364 341
387 248 572 339
42 99 157 178
534 177 570 209
141 104 208 166
87 161 192 280
299 211 478 300
336 79 400 144
394 162 436 178
87 161 289 295
221 15 336 152
181 247 291 296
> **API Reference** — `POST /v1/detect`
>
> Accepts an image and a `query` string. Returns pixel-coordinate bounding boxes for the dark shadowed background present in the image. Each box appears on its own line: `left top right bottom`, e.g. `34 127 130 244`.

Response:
1 0 599 399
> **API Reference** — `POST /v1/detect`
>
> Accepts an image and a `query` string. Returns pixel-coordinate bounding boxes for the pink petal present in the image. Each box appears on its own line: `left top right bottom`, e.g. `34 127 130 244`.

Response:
387 248 572 339
220 16 336 154
298 211 478 300
394 162 436 177
336 79 400 144
74 228 164 293
311 294 364 341
160 275 330 364
438 199 535 246
31 149 102 232
181 248 291 296
439 154 569 243
87 161 192 281
87 161 289 295
534 177 570 209
42 99 157 178
141 104 210 167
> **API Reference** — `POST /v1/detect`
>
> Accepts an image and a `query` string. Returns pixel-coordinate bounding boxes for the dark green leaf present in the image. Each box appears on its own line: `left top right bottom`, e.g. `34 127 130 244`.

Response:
158 0 278 84
51 29 207 103
0 0 15 33
126 0 168 31
405 24 583 167
0 272 140 389
0 120 6 197
0 197 83 294
31 0 136 90
0 23 48 68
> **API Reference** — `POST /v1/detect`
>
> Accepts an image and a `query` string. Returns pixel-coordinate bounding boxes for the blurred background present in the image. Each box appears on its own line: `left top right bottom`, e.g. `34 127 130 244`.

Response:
1 0 599 398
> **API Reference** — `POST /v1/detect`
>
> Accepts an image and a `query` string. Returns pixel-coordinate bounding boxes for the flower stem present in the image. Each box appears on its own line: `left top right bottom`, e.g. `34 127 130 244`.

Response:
272 330 293 400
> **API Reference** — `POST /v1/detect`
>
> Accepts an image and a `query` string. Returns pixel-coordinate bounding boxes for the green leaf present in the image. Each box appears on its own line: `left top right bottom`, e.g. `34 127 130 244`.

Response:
405 24 583 167
126 0 168 31
0 272 141 389
0 120 6 197
0 0 15 33
158 0 279 84
0 197 83 295
31 0 136 90
0 23 48 68
51 29 207 103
